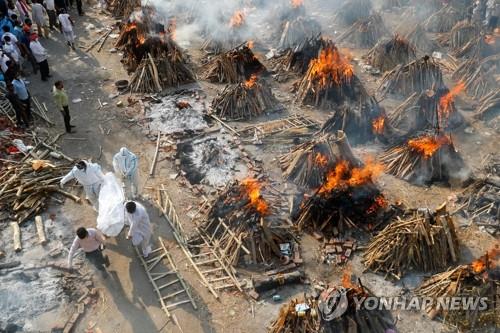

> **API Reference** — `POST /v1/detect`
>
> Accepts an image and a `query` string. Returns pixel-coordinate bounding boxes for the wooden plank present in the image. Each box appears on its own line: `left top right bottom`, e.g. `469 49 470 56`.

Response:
11 222 21 252
35 215 47 245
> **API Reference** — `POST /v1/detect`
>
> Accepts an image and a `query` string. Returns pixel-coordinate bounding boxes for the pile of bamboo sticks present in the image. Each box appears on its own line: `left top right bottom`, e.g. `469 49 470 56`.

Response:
211 79 282 120
377 56 445 97
336 13 389 48
453 35 493 59
475 89 500 119
279 17 322 50
333 0 372 27
452 54 500 99
405 24 438 54
365 34 417 72
129 53 162 93
449 21 479 50
268 297 319 333
109 0 140 18
364 204 459 278
423 5 463 32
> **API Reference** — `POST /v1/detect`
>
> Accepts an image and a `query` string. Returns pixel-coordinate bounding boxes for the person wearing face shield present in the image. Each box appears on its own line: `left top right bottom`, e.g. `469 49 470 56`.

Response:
60 160 104 210
112 147 139 199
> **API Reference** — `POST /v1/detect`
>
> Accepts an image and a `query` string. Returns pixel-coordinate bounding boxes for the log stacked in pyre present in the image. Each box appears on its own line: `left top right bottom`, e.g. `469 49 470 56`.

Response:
201 44 266 84
211 75 282 120
423 5 464 32
336 13 389 48
449 21 479 51
378 56 445 97
364 204 459 278
333 0 372 27
268 296 319 333
109 0 140 18
475 89 500 119
405 24 438 54
279 16 322 50
379 131 471 186
365 34 416 72
452 54 500 99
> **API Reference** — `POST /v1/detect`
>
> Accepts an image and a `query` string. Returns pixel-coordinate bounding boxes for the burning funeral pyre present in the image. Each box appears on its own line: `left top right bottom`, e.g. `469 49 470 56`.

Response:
279 0 307 22
295 41 371 109
292 132 387 236
109 0 141 18
452 54 500 99
201 44 267 84
405 24 439 54
201 10 247 55
423 5 464 33
279 133 361 189
336 13 389 48
378 56 445 97
388 82 466 135
415 246 499 330
333 0 372 27
379 131 471 186
279 17 322 50
192 178 295 266
364 204 459 278
365 34 416 72
211 75 282 120
318 99 389 145
268 295 320 333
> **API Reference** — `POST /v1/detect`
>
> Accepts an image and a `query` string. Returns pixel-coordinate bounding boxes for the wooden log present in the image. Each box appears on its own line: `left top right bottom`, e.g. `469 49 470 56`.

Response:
11 222 22 252
253 270 304 293
149 132 161 177
35 215 48 245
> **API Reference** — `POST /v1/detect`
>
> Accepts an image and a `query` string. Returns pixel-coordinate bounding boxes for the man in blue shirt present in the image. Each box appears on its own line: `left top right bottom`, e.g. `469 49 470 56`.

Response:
12 73 32 123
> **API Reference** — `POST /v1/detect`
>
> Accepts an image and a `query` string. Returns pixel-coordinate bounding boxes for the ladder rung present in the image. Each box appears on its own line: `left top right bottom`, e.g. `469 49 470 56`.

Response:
200 267 224 274
190 252 212 258
166 299 191 309
195 258 218 266
146 253 166 264
158 279 180 290
162 289 186 300
152 271 176 281
207 276 231 283
214 283 236 290
150 247 163 254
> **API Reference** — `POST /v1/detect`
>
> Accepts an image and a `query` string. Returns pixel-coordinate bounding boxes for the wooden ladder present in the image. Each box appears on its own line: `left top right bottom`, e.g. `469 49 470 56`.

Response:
237 114 319 137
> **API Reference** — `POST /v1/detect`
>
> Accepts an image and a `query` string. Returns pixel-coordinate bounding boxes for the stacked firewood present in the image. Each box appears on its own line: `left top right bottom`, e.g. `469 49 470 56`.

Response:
333 0 372 27
449 21 479 50
453 34 496 59
452 54 500 99
109 0 140 18
405 24 438 54
475 89 500 119
279 17 322 50
268 296 320 333
201 45 266 84
211 76 282 120
379 131 471 186
0 135 79 224
423 5 463 32
364 204 459 278
378 56 445 97
336 13 389 48
365 34 417 72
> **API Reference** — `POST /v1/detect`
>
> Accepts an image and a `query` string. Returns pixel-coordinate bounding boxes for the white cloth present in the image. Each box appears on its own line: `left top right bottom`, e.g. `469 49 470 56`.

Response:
97 173 125 237
58 13 72 32
30 40 47 63
0 53 10 72
61 162 104 207
1 33 18 44
3 43 20 64
31 3 46 25
125 202 152 256
44 0 55 11
113 147 139 198
67 228 105 267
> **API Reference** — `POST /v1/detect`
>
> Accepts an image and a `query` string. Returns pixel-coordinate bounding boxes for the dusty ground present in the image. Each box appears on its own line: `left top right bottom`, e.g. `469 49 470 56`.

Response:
0 0 498 332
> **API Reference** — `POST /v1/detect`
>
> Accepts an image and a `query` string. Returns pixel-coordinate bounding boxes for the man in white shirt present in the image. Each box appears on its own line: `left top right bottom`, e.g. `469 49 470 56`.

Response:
44 0 57 30
31 0 48 38
3 35 20 64
29 33 50 80
67 227 108 273
58 9 75 49
125 201 152 257
60 160 105 210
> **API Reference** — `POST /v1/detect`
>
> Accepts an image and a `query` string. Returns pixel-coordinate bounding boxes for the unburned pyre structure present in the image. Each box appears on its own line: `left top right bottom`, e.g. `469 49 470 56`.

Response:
279 16 322 50
336 13 389 48
365 34 417 72
423 5 464 33
333 0 372 27
405 24 439 54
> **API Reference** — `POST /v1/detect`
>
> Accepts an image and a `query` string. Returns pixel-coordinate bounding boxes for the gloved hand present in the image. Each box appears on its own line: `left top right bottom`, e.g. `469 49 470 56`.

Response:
59 181 64 188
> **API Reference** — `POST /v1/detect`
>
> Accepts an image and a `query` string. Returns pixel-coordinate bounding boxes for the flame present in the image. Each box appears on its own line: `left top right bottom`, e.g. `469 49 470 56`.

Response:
176 101 191 109
125 22 137 32
308 45 354 89
291 0 304 8
168 18 177 41
314 152 328 167
241 178 269 215
470 245 499 274
244 74 258 89
408 134 451 159
318 158 384 194
247 40 254 49
372 116 385 135
366 195 388 214
137 35 146 45
229 10 245 28
484 35 495 45
438 81 465 127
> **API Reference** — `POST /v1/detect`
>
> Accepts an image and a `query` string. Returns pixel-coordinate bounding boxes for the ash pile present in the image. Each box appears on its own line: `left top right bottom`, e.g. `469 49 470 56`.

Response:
143 89 209 135
175 133 247 187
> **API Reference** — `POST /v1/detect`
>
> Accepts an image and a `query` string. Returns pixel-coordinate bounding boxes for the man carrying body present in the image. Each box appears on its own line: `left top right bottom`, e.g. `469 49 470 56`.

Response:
67 227 107 273
125 201 152 257
112 147 139 199
60 160 104 210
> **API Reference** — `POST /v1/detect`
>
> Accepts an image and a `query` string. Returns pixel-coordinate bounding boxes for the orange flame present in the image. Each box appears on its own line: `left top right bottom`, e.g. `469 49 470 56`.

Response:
241 178 269 215
308 45 354 88
291 0 304 8
125 22 137 32
314 152 328 167
470 245 499 274
408 135 451 159
366 195 388 214
438 81 465 127
484 35 495 45
244 74 258 89
318 158 384 194
137 35 146 45
372 116 385 135
247 40 254 49
229 10 245 28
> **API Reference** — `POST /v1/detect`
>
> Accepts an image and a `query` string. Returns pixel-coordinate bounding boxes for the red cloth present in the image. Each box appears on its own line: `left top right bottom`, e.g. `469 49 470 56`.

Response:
7 146 19 154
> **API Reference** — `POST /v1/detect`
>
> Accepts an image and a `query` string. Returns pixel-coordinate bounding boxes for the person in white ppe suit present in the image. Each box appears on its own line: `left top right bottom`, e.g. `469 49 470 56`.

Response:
61 160 104 210
112 147 139 199
125 201 152 257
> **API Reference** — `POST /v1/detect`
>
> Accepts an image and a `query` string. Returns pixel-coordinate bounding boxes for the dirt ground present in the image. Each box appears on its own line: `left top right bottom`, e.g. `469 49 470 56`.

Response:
0 0 499 332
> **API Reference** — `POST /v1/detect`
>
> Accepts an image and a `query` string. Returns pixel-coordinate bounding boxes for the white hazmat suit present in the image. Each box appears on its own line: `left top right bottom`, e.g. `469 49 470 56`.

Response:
61 161 104 209
125 202 152 257
112 147 139 198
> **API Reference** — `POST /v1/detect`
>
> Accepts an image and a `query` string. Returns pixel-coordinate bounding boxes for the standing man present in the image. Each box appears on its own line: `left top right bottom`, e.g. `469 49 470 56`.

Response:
53 80 73 132
31 0 48 38
12 73 32 122
125 201 152 258
57 8 74 49
3 35 20 65
60 160 104 210
44 0 56 30
29 33 50 80
67 227 107 273
113 147 139 199
6 82 29 127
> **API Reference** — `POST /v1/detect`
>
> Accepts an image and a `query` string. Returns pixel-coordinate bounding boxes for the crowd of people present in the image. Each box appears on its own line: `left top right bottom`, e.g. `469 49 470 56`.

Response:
0 0 77 130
